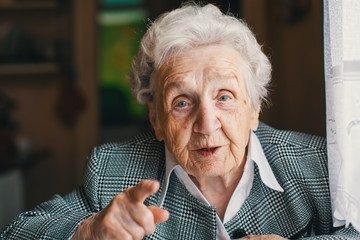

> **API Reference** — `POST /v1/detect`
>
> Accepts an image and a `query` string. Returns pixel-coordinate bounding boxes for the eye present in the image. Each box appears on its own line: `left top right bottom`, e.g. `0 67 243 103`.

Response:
175 101 188 108
218 95 230 102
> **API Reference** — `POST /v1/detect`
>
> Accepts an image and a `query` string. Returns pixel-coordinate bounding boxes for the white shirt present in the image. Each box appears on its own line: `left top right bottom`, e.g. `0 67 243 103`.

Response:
159 131 284 240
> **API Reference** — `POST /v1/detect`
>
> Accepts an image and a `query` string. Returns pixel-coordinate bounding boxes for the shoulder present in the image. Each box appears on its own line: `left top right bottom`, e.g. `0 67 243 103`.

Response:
91 130 164 163
95 130 161 153
86 130 165 185
254 123 334 236
84 130 166 207
254 122 328 182
255 122 326 151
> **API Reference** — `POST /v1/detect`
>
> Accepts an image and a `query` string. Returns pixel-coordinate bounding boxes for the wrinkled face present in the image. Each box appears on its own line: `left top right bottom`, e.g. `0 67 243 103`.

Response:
149 45 259 179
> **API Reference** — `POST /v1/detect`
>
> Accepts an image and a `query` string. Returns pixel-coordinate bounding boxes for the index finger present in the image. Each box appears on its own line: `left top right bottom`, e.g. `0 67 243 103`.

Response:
128 179 160 203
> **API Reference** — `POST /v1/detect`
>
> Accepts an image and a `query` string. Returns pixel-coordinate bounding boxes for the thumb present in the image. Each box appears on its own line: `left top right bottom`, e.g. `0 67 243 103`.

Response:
148 206 169 223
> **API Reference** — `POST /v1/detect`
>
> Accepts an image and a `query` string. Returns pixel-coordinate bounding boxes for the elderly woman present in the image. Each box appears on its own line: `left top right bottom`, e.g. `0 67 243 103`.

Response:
2 3 359 240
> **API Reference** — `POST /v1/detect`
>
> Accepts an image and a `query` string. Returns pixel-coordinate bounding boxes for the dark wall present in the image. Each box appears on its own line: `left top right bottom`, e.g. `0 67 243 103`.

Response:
254 0 325 136
144 0 240 20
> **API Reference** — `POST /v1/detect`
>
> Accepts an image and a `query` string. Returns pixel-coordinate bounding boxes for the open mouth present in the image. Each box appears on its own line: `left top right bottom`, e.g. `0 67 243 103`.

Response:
200 147 217 152
197 146 219 156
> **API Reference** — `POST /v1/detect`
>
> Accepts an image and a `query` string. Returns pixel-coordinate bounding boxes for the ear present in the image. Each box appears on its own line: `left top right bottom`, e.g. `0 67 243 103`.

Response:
250 107 260 131
147 102 164 141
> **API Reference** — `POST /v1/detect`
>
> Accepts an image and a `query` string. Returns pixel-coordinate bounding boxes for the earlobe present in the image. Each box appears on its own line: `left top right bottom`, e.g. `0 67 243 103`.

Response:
147 102 164 141
250 108 260 131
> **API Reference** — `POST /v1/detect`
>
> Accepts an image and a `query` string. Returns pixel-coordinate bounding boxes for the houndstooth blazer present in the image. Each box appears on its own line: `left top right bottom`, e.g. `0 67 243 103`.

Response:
1 122 359 239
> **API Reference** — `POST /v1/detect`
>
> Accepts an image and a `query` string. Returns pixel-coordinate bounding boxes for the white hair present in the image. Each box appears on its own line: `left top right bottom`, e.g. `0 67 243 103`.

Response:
129 2 271 110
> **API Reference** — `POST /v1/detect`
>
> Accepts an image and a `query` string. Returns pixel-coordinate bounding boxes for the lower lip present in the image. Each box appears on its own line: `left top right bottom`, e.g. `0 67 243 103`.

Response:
197 147 220 157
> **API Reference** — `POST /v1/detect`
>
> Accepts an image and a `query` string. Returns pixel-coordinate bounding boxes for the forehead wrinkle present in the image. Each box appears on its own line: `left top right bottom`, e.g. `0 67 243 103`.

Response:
156 65 192 102
162 67 242 98
163 67 202 90
203 67 243 92
204 67 238 80
158 46 245 98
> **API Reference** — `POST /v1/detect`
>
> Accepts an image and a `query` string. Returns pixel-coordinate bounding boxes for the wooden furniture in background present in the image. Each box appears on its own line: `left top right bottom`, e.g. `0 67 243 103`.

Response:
0 0 98 210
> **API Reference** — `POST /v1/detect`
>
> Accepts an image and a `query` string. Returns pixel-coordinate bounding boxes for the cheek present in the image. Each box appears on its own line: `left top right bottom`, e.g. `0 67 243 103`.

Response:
221 108 251 152
163 116 193 150
220 109 243 136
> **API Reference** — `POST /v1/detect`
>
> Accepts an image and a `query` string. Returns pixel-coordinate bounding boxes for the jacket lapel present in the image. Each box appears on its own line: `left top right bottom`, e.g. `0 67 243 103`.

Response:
224 165 314 239
149 173 217 239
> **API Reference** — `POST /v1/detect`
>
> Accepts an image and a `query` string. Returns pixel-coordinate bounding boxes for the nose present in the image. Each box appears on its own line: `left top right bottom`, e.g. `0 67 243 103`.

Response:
193 103 221 135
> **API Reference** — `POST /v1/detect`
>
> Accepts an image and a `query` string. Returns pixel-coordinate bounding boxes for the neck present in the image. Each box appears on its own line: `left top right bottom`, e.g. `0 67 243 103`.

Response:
189 164 245 221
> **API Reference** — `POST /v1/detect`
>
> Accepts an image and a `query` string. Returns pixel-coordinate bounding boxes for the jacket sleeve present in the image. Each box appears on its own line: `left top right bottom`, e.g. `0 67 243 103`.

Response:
301 225 360 240
1 147 101 240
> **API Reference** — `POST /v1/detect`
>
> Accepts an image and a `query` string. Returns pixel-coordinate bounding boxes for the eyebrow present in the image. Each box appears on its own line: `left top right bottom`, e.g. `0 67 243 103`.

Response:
163 80 184 94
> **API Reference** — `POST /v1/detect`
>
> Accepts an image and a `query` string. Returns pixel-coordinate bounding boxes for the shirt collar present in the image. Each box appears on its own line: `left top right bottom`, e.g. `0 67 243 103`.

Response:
158 131 283 207
247 131 284 192
158 146 178 207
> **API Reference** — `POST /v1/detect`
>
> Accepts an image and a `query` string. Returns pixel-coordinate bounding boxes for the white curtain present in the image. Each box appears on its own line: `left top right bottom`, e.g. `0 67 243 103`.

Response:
324 0 360 231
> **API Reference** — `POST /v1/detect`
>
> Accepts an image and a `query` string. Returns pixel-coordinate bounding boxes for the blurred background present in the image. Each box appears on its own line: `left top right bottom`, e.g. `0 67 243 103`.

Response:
0 0 324 230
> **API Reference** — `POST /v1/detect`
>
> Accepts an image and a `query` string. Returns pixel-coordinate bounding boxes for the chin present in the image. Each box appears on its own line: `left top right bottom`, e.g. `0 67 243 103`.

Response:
188 161 234 178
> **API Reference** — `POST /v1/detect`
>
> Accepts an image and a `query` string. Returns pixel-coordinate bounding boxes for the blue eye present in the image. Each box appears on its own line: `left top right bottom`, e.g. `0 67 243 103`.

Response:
176 101 188 108
219 95 230 101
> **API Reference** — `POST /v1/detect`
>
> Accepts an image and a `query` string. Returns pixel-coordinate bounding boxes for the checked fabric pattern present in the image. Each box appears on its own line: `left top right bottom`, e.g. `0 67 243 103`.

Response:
1 122 360 239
